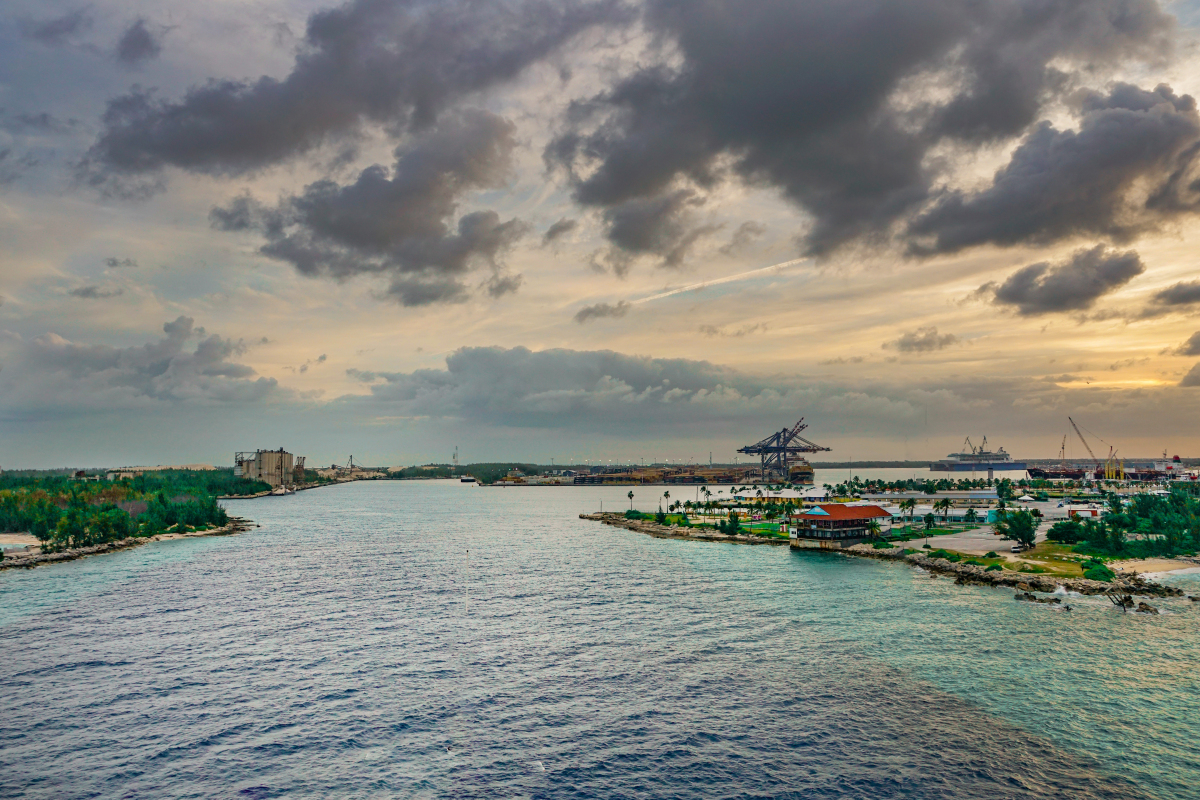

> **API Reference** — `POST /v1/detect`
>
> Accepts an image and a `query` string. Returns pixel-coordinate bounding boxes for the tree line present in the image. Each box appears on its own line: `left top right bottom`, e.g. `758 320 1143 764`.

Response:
1044 490 1200 559
0 469 263 553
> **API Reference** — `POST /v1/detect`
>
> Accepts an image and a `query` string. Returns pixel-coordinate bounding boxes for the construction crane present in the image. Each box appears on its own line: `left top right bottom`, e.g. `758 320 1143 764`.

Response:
737 417 831 480
1068 417 1101 477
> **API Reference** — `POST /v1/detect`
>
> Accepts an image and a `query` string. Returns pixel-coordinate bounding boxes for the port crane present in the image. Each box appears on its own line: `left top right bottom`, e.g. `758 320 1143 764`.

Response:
1068 417 1100 476
737 417 831 480
1068 417 1124 479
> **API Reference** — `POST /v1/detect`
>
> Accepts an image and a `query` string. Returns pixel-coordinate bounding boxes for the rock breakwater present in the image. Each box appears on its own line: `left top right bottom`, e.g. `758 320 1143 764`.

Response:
0 517 254 572
577 513 1180 599
579 512 787 546
845 544 1181 598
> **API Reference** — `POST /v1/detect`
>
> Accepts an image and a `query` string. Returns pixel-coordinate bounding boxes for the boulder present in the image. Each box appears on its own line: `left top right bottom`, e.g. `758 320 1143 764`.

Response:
1136 602 1159 615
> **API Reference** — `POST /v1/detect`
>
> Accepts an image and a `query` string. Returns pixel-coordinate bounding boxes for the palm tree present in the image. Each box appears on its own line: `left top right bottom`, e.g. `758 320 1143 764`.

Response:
662 490 670 511
934 498 954 527
627 490 634 510
899 498 917 532
964 507 979 527
866 519 882 541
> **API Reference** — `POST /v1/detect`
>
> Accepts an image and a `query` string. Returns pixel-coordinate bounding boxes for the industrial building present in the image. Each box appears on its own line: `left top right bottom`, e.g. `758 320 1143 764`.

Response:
234 449 305 487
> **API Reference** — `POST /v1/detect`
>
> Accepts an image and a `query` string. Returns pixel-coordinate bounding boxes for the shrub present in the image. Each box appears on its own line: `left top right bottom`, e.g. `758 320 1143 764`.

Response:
872 541 894 550
1084 564 1115 582
1047 519 1083 544
984 551 998 559
985 564 1002 572
624 510 649 520
654 510 667 525
965 558 985 566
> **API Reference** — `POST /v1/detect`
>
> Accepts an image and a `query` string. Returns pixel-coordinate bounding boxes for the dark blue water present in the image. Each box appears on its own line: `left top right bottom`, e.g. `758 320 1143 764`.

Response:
2 481 1198 799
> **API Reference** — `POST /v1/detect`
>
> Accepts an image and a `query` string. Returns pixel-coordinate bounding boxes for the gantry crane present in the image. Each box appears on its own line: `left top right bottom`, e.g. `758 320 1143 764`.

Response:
737 417 831 480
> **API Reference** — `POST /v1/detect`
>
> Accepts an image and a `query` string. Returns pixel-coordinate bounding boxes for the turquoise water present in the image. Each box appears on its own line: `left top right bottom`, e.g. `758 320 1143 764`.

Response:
1 481 1197 798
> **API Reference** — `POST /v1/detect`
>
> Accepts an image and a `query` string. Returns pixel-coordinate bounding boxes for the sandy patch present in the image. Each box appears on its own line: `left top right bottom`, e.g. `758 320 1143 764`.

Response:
0 533 38 546
1110 558 1200 575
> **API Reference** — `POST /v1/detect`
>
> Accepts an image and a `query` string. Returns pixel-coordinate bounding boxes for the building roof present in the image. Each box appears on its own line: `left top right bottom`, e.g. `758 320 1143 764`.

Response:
796 504 891 521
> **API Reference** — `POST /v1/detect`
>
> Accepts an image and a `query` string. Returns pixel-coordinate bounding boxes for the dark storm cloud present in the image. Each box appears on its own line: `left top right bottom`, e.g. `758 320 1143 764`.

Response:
80 0 632 192
601 190 718 267
211 110 527 306
115 19 162 66
546 0 1174 258
1182 364 1200 386
1152 280 1200 306
542 217 578 245
347 345 765 426
103 257 138 268
883 327 958 352
979 246 1144 315
909 84 1200 254
68 285 123 299
1175 332 1200 356
20 9 93 46
719 221 766 256
0 149 40 186
574 300 629 323
0 111 78 134
336 345 980 434
484 272 523 298
0 317 280 409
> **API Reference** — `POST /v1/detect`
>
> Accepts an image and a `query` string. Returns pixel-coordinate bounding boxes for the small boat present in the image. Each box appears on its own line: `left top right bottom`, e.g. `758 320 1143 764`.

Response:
460 476 476 483
269 485 296 495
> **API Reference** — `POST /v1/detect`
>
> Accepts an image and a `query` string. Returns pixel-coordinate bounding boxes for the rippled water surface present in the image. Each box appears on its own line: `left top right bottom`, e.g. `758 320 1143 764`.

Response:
2 481 1199 799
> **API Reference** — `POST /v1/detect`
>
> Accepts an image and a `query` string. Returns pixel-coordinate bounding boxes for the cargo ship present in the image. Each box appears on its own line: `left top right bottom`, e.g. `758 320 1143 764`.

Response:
788 459 815 485
1027 465 1090 480
931 437 1026 472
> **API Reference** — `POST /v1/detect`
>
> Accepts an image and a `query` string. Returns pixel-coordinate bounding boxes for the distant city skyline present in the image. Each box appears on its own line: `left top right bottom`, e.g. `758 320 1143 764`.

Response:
5 0 1200 468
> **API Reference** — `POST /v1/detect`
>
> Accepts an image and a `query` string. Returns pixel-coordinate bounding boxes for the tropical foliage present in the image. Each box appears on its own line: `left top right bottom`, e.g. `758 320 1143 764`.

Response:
0 470 244 553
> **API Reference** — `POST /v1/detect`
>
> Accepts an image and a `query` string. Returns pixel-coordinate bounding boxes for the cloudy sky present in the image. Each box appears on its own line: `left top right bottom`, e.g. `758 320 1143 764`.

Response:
4 0 1200 468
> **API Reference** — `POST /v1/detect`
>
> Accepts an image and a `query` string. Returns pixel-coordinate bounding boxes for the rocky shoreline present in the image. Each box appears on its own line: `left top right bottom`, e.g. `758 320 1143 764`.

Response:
844 544 1182 598
580 512 1181 598
579 512 788 546
0 516 254 572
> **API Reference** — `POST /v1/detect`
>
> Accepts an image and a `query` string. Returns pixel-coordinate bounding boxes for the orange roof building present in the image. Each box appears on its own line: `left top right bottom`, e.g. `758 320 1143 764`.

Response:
788 504 892 548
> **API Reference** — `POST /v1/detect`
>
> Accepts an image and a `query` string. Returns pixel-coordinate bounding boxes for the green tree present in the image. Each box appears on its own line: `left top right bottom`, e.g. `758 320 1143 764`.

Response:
964 507 979 526
994 509 1037 549
1046 518 1082 544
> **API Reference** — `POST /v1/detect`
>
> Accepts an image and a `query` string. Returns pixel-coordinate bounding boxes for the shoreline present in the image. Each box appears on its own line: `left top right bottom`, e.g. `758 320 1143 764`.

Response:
580 512 1183 598
0 516 255 572
579 512 789 546
218 477 377 499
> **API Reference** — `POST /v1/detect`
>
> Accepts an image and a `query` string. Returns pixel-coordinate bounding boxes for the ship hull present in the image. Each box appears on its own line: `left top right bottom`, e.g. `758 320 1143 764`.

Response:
1027 467 1088 480
931 461 1027 472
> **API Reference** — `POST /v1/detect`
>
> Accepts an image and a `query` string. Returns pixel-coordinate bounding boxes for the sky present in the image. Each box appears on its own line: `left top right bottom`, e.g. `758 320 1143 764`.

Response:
4 0 1200 469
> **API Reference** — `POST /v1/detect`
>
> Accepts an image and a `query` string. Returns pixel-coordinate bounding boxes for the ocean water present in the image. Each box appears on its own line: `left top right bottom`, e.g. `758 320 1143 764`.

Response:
1 480 1198 799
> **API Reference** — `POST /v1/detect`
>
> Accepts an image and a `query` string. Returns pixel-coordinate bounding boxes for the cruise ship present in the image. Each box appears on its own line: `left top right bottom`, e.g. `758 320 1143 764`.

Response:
931 437 1026 472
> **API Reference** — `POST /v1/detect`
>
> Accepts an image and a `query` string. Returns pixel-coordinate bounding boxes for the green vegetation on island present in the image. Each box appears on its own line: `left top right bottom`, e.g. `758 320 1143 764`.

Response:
0 469 261 553
1044 491 1200 560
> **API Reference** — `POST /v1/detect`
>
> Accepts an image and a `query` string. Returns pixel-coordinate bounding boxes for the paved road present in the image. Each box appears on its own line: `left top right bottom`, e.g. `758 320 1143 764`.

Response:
920 524 1049 558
